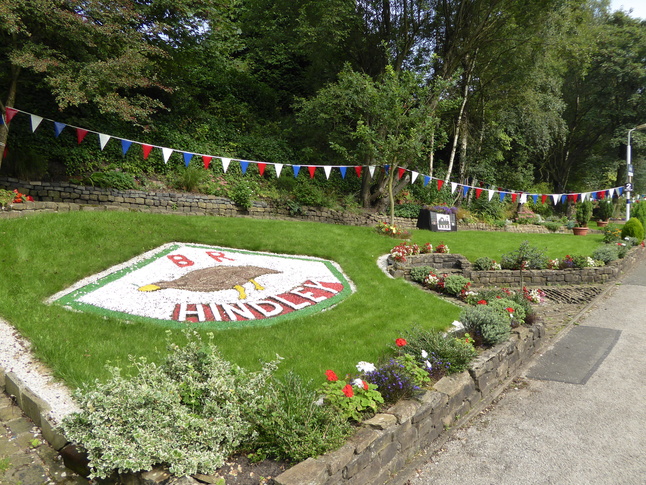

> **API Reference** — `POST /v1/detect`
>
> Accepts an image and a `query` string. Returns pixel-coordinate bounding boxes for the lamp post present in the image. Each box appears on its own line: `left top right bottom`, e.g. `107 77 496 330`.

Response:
626 123 646 221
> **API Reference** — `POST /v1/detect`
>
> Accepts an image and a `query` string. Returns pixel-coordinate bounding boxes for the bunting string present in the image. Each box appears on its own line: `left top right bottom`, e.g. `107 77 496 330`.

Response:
1 107 626 205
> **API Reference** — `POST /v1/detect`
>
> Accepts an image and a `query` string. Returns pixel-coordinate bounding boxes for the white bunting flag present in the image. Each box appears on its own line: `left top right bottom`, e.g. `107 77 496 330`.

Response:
221 157 231 173
323 166 332 179
99 134 111 150
30 115 43 132
162 147 173 163
411 171 419 184
488 189 494 201
451 182 457 194
274 163 283 177
368 166 376 178
519 193 527 204
581 192 588 202
552 194 560 205
608 188 615 198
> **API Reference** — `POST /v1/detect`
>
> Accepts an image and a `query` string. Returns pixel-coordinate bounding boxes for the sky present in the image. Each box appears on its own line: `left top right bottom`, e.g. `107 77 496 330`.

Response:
609 0 646 19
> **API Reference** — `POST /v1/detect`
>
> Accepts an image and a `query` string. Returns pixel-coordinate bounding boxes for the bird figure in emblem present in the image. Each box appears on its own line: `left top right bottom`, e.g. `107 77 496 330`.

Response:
137 265 281 300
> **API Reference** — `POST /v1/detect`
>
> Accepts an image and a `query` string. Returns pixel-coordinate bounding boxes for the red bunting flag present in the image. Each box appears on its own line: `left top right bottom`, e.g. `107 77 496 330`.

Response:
541 194 547 204
597 191 605 199
142 144 153 160
475 188 483 199
355 166 362 178
437 180 444 191
202 155 212 169
398 167 406 180
4 107 18 123
511 193 518 203
76 128 88 145
258 163 266 176
308 166 316 178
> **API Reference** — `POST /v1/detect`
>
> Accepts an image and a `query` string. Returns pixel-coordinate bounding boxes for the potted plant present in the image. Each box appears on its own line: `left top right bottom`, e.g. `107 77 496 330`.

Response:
596 200 614 226
573 200 593 235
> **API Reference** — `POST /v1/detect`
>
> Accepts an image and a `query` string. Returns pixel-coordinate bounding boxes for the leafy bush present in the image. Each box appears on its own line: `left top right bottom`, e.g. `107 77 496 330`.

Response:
394 203 422 218
85 171 136 190
602 226 622 243
365 355 430 404
597 200 614 221
399 327 477 375
575 200 593 227
621 217 644 241
228 179 257 210
318 369 384 422
168 164 209 192
460 305 511 346
543 221 562 232
500 241 547 270
442 274 472 297
410 266 434 283
630 201 646 230
487 297 526 324
473 257 500 271
249 372 352 462
62 332 280 479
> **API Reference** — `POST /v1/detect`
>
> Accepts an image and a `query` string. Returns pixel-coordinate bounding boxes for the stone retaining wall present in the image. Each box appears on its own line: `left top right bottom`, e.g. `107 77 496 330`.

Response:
389 247 643 287
274 323 545 485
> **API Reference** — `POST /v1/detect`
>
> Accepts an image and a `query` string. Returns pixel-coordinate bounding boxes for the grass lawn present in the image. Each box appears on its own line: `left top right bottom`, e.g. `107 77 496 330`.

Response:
0 211 606 389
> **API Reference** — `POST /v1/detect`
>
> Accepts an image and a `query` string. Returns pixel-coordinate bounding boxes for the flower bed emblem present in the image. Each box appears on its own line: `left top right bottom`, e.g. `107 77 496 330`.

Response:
50 243 354 329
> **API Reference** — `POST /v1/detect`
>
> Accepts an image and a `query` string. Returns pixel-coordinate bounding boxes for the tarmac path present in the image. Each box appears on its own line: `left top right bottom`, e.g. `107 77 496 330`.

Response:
400 258 646 484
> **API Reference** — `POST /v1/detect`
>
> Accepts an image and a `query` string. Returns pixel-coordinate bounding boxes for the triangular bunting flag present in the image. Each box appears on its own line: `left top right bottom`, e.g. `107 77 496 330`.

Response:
384 165 390 173
532 195 538 204
411 171 419 184
590 192 597 201
475 188 483 199
76 128 88 145
121 140 133 156
240 161 249 174
308 166 316 178
561 195 567 204
581 192 588 202
355 166 362 178
323 166 331 179
397 167 406 180
183 152 193 167
274 163 283 177
368 166 376 178
339 166 347 178
142 144 153 160
258 163 266 176
541 194 547 204
99 133 111 150
519 193 527 204
437 179 444 191
451 182 457 194
499 192 506 202
511 193 518 203
202 156 212 170
4 107 18 123
552 194 560 205
162 147 173 163
617 187 624 196
488 189 494 201
30 115 43 132
608 188 615 198
221 158 231 173
292 165 301 177
54 122 67 138
462 185 469 197
424 176 430 187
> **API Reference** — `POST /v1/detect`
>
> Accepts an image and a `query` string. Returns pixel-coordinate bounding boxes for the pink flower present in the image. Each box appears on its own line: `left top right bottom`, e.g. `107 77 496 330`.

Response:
342 384 354 398
395 338 407 347
325 369 338 382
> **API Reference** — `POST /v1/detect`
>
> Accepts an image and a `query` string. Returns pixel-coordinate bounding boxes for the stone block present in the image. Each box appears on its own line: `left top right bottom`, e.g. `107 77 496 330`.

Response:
388 399 420 424
348 427 380 454
363 413 397 430
20 387 50 427
4 371 23 407
275 458 329 485
318 443 355 477
40 415 68 451
343 449 375 480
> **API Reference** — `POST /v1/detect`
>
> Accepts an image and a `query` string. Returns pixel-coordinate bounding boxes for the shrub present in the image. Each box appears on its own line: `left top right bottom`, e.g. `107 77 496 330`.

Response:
473 257 500 271
575 200 593 227
249 372 352 462
61 332 280 479
442 274 472 297
602 226 622 243
317 369 384 422
169 164 208 192
460 305 511 346
487 297 526 324
228 179 257 210
399 327 478 375
630 201 646 230
85 170 136 190
543 221 562 232
410 266 435 283
500 241 548 270
621 217 644 241
597 200 614 221
394 203 422 218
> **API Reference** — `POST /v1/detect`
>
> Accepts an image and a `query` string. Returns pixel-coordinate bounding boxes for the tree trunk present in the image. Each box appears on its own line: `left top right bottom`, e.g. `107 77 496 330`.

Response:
444 70 471 183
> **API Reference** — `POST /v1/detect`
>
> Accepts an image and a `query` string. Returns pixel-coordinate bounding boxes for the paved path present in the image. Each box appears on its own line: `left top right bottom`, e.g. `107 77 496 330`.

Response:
401 258 646 485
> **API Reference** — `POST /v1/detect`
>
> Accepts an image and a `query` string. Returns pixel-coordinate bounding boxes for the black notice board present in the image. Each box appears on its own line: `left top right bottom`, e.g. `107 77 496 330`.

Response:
416 209 457 232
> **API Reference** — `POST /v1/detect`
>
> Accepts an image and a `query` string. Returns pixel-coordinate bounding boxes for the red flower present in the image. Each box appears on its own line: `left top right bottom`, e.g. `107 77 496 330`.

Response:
342 384 354 398
362 380 369 391
26 195 34 202
395 338 407 347
506 307 514 313
325 369 338 382
477 299 487 305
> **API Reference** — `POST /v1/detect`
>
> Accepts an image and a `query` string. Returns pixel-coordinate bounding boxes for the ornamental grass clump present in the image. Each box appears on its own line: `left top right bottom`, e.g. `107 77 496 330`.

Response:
591 245 619 265
459 305 511 346
409 266 435 283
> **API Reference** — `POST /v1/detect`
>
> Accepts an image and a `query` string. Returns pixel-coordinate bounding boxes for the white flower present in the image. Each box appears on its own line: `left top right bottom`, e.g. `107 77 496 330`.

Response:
314 396 325 406
421 349 428 359
425 360 432 369
352 378 364 388
356 361 376 373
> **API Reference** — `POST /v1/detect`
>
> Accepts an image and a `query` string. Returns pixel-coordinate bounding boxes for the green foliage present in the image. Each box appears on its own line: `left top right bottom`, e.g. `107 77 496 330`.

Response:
394 203 423 218
459 305 511 346
591 245 619 264
575 201 593 227
399 327 477 375
473 257 496 271
621 217 644 241
169 164 210 193
602 226 622 243
249 372 352 463
85 171 136 190
500 241 548 270
630 201 646 230
365 354 430 404
409 266 434 283
318 372 384 422
442 274 472 297
61 331 281 479
467 197 506 223
597 200 614 221
292 180 332 208
487 297 526 324
0 189 14 207
228 179 258 210
542 221 562 232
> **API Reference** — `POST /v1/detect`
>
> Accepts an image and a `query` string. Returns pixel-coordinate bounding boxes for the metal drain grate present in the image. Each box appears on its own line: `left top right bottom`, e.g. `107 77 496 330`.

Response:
541 286 604 304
